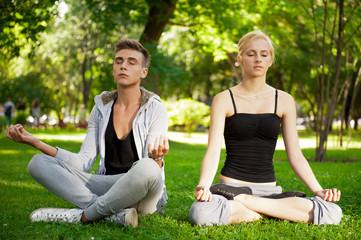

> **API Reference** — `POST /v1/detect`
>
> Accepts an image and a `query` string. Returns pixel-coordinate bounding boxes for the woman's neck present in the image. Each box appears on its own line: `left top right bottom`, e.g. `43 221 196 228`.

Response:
239 77 268 95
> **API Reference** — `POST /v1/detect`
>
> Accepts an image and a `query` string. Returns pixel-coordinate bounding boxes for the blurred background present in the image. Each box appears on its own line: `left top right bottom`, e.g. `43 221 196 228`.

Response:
1 0 360 161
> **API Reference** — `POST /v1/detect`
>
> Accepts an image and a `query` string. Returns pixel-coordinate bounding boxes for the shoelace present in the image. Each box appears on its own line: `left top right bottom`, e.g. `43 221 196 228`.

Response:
46 213 76 222
106 211 126 222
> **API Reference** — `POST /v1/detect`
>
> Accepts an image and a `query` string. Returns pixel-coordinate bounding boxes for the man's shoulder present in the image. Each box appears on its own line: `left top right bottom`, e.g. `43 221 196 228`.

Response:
140 87 160 107
98 91 117 106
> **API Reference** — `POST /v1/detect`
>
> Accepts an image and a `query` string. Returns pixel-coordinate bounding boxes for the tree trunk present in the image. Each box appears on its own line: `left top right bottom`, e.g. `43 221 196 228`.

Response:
138 0 176 95
338 51 351 147
140 0 177 45
347 65 361 144
315 0 344 162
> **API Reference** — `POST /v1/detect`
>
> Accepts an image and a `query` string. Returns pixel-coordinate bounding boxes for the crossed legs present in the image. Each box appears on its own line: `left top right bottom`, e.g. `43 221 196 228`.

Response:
228 195 314 224
28 154 165 222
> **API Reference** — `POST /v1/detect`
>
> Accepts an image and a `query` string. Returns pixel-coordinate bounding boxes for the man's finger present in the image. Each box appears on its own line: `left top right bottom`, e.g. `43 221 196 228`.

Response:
163 137 169 155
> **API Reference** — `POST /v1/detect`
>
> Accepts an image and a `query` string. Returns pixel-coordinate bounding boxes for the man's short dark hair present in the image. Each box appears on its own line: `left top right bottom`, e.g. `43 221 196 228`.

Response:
115 39 150 68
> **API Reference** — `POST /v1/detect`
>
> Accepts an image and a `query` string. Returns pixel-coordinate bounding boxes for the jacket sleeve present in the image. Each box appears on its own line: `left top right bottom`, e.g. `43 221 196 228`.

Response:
143 101 168 158
55 105 101 172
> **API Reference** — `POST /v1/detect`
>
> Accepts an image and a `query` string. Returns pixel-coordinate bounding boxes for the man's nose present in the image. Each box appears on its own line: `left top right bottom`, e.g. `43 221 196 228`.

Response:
120 62 127 69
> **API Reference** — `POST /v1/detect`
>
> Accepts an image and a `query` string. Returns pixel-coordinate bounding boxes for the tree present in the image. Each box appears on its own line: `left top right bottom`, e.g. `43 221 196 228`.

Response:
0 0 57 60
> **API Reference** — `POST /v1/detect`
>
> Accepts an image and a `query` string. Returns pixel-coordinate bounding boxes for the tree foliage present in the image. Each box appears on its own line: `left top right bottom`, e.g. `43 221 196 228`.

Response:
1 0 361 158
0 0 57 60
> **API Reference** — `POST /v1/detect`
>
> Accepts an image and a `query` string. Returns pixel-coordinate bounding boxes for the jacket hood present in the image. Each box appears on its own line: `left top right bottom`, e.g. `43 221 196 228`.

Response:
98 86 159 108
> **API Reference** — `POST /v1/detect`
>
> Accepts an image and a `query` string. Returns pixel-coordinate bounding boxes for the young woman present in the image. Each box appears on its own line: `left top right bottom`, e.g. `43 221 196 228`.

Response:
189 31 342 226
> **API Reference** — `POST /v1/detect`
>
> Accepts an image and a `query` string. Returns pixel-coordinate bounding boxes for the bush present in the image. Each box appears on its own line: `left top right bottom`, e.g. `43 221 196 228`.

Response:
14 110 29 126
0 116 8 132
164 99 210 133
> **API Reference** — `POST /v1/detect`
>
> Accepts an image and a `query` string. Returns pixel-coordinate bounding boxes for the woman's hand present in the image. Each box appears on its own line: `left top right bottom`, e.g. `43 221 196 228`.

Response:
148 135 169 168
194 184 212 202
315 188 341 202
6 124 39 146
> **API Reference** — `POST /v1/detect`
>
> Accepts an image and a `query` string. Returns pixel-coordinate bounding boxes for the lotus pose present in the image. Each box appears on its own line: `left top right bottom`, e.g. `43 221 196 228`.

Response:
189 31 342 226
7 39 169 227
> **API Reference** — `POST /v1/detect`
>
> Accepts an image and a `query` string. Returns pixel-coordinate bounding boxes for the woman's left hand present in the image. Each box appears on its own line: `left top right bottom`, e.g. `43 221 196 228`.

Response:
315 188 341 202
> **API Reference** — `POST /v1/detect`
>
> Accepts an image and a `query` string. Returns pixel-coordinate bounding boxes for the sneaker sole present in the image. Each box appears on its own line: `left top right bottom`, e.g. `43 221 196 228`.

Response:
261 191 306 199
29 208 82 223
210 183 253 200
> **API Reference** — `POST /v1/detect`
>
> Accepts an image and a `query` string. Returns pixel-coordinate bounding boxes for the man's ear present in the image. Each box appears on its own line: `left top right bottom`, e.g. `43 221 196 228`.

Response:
141 68 148 79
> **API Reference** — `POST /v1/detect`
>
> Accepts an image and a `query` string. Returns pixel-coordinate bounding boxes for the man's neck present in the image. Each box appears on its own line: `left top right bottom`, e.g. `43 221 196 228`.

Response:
116 85 142 108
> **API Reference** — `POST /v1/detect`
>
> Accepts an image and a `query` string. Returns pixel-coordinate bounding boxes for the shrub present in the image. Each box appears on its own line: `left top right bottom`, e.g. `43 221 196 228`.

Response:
0 116 8 132
164 99 210 133
14 110 29 126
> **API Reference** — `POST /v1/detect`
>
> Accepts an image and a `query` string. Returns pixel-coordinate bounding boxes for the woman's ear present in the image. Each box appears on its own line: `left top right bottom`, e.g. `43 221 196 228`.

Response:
237 55 242 66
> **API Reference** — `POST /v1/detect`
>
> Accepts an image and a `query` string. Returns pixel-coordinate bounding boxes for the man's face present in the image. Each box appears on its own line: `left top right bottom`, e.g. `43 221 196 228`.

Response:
113 49 148 87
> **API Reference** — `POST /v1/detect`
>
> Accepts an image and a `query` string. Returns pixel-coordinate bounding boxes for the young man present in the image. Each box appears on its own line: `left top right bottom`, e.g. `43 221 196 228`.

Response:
6 39 169 227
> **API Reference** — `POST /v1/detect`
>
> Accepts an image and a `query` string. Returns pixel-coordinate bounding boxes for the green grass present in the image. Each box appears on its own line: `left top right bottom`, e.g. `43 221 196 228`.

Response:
0 129 360 239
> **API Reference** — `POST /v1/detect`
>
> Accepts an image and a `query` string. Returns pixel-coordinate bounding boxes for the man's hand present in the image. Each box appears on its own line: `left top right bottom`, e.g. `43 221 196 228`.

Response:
148 135 169 168
6 124 39 147
315 188 341 202
194 184 212 202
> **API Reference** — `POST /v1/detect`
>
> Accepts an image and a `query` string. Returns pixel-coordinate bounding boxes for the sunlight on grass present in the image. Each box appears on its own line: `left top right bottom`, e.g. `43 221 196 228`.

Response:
34 134 86 141
0 179 42 190
0 150 20 154
0 149 37 155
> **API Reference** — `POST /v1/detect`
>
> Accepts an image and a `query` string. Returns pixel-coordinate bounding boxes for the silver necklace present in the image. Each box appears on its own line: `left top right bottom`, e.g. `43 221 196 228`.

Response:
237 84 269 100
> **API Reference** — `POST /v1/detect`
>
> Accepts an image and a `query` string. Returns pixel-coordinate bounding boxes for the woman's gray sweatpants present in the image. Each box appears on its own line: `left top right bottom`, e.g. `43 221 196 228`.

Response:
189 182 342 226
28 153 167 221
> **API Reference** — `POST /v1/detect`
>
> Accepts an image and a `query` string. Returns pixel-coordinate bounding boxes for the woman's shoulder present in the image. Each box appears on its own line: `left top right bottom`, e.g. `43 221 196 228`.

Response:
213 88 234 102
277 89 294 102
276 89 296 116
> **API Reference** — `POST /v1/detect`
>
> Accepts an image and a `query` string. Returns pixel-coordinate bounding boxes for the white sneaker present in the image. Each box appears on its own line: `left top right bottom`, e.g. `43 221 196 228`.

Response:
29 208 83 223
105 208 138 227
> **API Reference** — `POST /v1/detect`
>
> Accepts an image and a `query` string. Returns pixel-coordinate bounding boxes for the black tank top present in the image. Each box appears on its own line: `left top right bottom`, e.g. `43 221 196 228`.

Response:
104 101 139 175
220 89 281 183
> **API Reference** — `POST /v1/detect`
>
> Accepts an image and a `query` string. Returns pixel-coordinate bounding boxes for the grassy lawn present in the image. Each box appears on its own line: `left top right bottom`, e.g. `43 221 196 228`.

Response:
0 129 360 239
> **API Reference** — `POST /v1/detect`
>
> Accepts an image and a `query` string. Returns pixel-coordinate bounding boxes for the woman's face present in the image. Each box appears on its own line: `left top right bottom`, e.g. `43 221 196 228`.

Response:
237 38 273 79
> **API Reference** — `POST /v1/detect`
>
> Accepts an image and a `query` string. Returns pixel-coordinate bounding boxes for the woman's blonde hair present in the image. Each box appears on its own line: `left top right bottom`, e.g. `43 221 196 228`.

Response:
237 30 275 63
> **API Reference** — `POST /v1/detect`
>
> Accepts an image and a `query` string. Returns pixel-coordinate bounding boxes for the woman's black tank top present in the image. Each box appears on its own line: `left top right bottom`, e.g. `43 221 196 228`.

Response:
220 89 281 183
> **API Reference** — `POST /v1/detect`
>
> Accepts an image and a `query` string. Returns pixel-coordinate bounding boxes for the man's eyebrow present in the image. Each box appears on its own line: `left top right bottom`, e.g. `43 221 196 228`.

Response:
115 56 139 62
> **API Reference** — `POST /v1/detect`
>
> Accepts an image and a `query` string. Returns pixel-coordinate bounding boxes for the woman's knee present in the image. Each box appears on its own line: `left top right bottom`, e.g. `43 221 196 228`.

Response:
311 197 343 225
327 204 343 225
189 201 212 226
189 196 230 226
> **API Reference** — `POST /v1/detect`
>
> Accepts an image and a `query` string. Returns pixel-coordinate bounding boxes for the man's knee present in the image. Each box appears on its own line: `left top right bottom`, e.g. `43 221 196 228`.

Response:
28 153 58 179
132 158 162 182
28 153 46 177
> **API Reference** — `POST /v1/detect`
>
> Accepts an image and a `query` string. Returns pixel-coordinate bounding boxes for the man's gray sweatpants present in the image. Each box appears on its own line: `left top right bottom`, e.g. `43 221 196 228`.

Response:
28 153 167 221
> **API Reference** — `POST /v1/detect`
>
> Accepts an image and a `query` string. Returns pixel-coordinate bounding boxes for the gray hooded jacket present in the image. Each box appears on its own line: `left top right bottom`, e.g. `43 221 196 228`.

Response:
55 87 168 180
